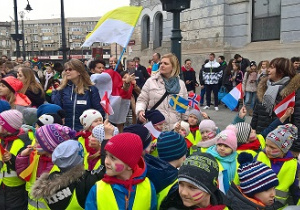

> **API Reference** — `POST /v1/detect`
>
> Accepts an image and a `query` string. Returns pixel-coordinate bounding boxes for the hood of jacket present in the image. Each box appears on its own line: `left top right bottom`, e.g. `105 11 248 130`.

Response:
257 73 300 102
181 66 195 72
15 93 31 106
144 153 178 194
31 165 85 199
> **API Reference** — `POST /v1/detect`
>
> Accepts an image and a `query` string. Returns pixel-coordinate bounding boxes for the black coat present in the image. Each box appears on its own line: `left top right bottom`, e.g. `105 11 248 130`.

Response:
182 67 198 92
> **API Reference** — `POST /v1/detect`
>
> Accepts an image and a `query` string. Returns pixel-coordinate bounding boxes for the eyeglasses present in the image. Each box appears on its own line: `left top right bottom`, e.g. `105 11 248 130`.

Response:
64 68 73 72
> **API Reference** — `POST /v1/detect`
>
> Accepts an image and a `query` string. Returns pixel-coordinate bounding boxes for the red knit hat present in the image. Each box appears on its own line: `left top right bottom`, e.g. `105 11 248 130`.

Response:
1 76 23 93
104 133 143 169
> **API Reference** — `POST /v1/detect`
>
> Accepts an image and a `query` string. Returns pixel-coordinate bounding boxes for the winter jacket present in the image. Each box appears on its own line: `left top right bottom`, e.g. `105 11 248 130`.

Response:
25 89 45 108
242 69 257 93
200 60 222 85
136 64 150 87
136 72 188 131
235 70 244 86
238 58 251 73
182 66 199 92
52 81 105 131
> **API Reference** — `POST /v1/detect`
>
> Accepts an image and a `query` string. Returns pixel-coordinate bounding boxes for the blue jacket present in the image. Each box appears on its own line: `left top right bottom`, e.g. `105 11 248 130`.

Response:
52 81 105 131
85 158 157 210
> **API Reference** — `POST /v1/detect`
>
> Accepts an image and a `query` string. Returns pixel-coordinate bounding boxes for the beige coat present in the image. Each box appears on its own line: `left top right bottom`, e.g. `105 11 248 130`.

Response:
136 72 188 131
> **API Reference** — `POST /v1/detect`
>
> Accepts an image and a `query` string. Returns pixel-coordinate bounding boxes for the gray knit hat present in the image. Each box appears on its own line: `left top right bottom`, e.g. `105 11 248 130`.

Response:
188 109 202 123
22 108 37 126
235 122 252 144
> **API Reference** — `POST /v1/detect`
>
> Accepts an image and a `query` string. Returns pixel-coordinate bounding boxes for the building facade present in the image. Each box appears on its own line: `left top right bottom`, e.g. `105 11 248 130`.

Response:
130 0 300 71
0 22 12 57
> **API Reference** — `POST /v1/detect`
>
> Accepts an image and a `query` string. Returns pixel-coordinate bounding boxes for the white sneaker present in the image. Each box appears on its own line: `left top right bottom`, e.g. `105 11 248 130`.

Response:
214 107 219 111
203 106 210 110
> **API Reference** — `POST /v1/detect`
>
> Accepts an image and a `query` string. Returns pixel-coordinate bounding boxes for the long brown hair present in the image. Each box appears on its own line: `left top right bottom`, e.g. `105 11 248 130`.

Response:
58 59 93 94
18 66 45 97
269 57 296 79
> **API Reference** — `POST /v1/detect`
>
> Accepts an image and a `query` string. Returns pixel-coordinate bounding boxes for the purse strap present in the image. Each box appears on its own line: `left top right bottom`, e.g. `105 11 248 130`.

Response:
150 91 169 110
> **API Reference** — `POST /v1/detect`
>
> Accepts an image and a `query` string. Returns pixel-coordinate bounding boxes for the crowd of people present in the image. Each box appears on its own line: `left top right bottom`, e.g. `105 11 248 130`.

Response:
0 52 299 210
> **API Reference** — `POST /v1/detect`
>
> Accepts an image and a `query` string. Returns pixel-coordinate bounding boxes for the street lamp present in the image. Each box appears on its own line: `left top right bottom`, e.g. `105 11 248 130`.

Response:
160 0 191 78
19 11 26 61
59 0 69 63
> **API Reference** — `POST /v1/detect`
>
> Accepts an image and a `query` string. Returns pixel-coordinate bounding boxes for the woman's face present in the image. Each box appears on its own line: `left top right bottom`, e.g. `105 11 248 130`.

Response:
267 65 282 82
17 69 25 83
46 67 53 74
0 83 10 96
65 66 80 81
232 63 238 71
261 61 267 69
159 57 173 78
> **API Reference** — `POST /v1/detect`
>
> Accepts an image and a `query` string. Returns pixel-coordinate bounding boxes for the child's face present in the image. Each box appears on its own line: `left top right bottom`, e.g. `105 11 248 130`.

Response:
265 139 284 158
248 129 257 142
179 127 188 137
216 143 233 157
0 83 10 96
105 151 130 177
201 129 215 141
188 115 198 126
89 118 103 131
154 122 164 132
179 181 210 208
254 187 276 206
0 125 7 135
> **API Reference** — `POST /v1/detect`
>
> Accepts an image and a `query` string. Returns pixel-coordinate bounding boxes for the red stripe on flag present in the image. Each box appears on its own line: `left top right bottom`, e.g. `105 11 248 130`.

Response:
273 91 295 118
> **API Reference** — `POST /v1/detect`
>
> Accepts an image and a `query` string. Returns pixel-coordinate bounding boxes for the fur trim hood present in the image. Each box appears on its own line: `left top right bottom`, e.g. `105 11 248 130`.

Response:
31 165 85 199
257 74 300 102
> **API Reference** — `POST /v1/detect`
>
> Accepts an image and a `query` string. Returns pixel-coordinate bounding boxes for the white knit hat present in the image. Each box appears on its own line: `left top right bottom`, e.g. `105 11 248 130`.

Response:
180 121 190 134
79 109 103 130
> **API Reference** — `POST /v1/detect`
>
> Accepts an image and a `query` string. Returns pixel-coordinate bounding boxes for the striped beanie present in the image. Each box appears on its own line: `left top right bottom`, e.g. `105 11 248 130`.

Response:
157 131 187 162
238 152 278 197
235 122 252 144
0 109 23 133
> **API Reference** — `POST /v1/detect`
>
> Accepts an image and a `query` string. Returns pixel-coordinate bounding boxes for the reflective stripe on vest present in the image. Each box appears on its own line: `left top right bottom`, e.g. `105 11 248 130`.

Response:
157 179 177 210
28 197 49 209
256 152 297 204
96 178 152 210
78 136 89 170
257 134 265 150
186 130 202 155
0 138 25 187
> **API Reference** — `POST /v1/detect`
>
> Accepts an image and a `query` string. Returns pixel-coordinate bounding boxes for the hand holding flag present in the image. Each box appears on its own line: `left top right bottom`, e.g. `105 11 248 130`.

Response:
273 91 295 118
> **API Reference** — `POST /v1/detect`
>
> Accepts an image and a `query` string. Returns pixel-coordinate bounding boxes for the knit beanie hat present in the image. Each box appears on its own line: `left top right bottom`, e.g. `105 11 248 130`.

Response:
157 131 187 162
92 124 119 144
250 61 257 67
266 124 298 154
216 125 238 151
123 124 152 149
105 133 143 169
52 140 84 172
145 110 165 125
0 109 23 133
238 152 278 197
36 124 77 153
180 121 190 134
0 100 11 113
22 108 37 126
199 119 217 132
36 113 63 127
79 109 103 130
178 153 219 194
235 122 252 144
37 103 65 118
188 109 202 123
1 76 23 93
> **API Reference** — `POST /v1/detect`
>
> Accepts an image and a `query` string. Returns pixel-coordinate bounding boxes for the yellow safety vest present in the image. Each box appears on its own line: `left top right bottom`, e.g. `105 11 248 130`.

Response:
216 158 239 187
0 138 25 187
256 152 297 205
96 178 152 210
93 159 101 170
28 130 36 146
157 179 177 210
186 130 202 155
150 139 158 157
78 136 89 170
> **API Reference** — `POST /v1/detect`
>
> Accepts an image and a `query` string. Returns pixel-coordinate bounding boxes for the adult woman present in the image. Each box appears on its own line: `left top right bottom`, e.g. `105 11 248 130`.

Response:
136 53 188 131
52 59 105 131
17 65 45 107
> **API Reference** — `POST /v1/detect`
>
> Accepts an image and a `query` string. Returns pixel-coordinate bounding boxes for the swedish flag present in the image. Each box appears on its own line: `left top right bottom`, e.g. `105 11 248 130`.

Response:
169 95 189 113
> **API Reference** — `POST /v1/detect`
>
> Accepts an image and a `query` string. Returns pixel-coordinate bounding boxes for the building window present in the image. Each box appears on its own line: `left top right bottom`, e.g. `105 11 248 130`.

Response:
141 15 150 49
41 28 51 33
153 12 163 48
71 27 82 32
252 0 281 41
42 36 52 41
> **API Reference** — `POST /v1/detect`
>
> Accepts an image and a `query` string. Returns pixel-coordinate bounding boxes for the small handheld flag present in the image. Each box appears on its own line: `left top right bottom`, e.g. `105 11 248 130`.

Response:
221 83 243 111
273 92 295 118
169 95 189 113
100 91 114 116
188 92 200 111
19 151 39 181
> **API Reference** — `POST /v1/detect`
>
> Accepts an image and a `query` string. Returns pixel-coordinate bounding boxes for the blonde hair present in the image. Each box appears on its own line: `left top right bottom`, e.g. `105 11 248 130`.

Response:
58 59 93 94
257 60 269 74
160 53 180 77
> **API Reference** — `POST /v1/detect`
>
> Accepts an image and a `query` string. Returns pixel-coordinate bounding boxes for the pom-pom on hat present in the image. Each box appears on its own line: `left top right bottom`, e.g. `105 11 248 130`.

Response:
216 125 237 151
178 153 219 194
199 119 217 132
104 133 143 169
35 124 77 153
36 113 63 127
79 109 103 130
123 124 152 150
235 122 252 144
92 124 119 144
1 76 23 93
157 131 187 162
188 109 202 123
0 109 23 133
145 110 165 125
266 124 298 154
0 100 11 113
238 152 278 197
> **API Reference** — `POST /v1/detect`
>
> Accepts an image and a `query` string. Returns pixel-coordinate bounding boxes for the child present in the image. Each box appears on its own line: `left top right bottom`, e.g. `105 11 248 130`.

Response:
174 120 191 148
78 109 103 170
197 119 218 152
186 109 202 155
16 124 77 210
31 140 105 209
0 76 31 111
228 152 280 209
0 109 28 210
206 125 238 193
160 153 229 209
255 124 300 207
85 133 157 209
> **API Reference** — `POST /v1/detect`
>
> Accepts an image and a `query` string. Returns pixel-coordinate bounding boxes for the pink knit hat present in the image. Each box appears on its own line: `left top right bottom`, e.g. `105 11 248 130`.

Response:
216 125 238 151
0 109 23 133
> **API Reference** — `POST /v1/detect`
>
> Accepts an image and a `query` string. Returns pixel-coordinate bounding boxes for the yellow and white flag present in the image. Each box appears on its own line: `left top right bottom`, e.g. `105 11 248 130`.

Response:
82 6 143 48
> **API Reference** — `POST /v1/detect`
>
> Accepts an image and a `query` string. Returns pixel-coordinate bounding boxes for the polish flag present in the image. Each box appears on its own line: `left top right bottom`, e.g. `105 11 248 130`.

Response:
100 91 114 116
221 83 243 111
273 92 295 118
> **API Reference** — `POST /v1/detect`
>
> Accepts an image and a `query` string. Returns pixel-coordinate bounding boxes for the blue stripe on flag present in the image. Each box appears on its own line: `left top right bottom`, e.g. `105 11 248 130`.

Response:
221 93 239 111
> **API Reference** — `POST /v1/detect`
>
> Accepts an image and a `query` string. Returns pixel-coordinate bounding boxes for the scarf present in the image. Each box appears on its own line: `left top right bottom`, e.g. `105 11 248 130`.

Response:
162 76 180 94
190 125 199 133
262 76 290 115
195 205 226 210
237 139 261 151
207 145 237 182
44 72 53 91
1 135 19 146
39 155 52 174
197 138 217 148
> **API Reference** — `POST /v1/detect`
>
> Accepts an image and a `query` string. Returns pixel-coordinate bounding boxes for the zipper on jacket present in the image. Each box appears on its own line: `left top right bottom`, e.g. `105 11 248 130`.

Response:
72 85 77 130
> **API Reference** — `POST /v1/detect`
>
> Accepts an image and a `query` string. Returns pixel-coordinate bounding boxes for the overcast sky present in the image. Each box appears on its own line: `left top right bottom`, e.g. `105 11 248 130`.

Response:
1 0 130 22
